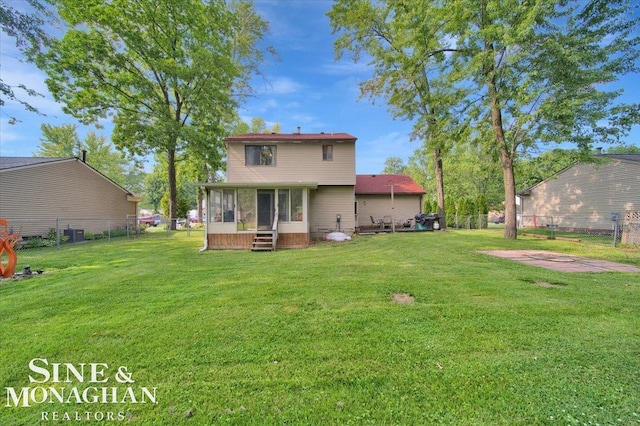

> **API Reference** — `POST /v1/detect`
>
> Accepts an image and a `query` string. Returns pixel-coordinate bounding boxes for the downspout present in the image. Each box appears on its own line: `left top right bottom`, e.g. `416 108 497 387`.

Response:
199 186 209 252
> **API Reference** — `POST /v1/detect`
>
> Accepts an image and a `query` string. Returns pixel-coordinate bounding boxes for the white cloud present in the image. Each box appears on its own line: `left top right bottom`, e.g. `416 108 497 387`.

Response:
322 60 372 76
267 77 304 95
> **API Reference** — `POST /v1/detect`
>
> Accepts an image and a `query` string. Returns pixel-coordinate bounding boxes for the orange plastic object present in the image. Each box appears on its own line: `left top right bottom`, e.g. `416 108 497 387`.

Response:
0 219 20 278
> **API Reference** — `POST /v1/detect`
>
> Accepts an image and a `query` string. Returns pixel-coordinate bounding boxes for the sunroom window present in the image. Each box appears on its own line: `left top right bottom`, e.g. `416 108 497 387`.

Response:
210 190 234 223
291 188 303 221
237 188 256 230
278 189 290 222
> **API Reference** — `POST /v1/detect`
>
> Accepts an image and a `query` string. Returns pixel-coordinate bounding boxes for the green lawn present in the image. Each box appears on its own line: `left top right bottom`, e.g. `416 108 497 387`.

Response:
1 231 639 425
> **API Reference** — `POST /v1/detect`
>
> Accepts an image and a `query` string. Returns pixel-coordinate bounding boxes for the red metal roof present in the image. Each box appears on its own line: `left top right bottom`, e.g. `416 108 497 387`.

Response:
356 174 425 195
224 132 357 143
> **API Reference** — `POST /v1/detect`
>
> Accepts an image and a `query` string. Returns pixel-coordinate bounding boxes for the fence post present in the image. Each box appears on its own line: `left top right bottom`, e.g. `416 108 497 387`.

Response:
108 219 111 241
56 217 61 250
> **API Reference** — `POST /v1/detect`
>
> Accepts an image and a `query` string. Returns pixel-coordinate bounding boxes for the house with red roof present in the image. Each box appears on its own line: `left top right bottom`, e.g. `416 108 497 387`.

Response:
355 174 426 231
197 132 357 250
196 132 426 251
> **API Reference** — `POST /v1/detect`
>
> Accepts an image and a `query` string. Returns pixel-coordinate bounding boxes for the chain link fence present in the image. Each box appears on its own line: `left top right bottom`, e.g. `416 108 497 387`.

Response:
2 216 204 252
452 213 640 247
518 214 640 247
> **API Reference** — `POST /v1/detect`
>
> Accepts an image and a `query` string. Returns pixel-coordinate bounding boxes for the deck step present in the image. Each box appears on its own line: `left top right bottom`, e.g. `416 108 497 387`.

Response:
252 231 275 252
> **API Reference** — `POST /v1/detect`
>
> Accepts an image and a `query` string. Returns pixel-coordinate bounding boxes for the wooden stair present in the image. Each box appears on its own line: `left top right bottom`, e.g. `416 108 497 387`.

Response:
251 230 276 252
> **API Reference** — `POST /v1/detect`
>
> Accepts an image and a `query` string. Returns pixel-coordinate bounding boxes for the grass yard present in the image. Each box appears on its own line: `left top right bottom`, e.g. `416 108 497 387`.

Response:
1 230 639 425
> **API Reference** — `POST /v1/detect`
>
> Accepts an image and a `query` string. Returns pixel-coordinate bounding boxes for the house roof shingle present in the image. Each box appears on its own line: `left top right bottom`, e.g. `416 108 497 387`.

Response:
0 156 136 196
355 174 425 195
224 132 357 143
0 156 74 170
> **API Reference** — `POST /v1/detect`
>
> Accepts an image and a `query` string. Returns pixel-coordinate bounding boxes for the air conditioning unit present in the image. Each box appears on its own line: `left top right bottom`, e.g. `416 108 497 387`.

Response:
63 228 85 243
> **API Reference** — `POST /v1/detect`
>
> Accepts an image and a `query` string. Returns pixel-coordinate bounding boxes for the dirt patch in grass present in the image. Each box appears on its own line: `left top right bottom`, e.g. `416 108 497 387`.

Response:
533 281 565 288
392 293 415 304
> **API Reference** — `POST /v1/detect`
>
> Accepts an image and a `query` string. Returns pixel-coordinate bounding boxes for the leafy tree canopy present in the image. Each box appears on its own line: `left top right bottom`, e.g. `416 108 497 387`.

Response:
0 0 53 123
37 0 273 226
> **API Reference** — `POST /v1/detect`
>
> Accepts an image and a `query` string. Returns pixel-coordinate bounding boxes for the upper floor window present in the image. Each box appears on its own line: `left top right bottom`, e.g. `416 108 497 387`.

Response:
246 145 276 166
322 145 333 161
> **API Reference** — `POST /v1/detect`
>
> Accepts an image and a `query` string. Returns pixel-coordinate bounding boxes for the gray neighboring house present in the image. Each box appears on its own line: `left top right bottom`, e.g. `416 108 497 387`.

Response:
517 154 640 231
0 156 140 238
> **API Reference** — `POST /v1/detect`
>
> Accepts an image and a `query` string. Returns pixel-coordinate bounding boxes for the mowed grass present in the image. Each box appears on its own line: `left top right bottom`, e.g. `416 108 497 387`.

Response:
1 231 639 425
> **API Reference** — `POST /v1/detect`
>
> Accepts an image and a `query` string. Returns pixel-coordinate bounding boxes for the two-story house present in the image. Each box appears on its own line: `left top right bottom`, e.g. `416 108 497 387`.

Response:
198 132 357 250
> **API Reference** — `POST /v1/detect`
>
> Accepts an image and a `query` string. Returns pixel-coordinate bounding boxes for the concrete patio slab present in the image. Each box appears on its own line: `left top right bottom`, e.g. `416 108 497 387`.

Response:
478 250 640 273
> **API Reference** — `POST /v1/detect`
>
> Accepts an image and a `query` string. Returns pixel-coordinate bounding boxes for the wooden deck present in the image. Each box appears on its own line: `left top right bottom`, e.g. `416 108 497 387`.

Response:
357 226 435 235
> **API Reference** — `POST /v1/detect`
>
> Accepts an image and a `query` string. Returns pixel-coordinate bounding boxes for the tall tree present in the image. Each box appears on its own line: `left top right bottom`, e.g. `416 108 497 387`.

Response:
37 0 272 228
443 0 640 238
329 0 465 228
34 123 139 188
381 157 406 174
34 123 82 157
0 0 52 123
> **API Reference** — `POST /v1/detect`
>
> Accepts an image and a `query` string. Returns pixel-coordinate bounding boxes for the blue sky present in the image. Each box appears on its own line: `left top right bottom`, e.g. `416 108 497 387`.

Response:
1 0 639 175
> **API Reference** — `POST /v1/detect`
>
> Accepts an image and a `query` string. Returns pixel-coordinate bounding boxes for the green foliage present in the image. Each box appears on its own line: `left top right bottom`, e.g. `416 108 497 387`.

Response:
37 0 272 223
142 167 167 212
423 199 436 214
331 0 640 240
0 0 52 123
160 191 191 219
444 194 456 228
381 157 406 174
604 144 640 155
34 124 141 190
34 123 81 156
103 228 129 238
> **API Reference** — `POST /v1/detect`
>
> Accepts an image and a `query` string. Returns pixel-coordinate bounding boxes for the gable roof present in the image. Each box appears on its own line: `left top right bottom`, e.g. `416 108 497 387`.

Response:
0 156 136 197
224 132 357 143
356 174 425 195
597 154 640 163
0 156 75 170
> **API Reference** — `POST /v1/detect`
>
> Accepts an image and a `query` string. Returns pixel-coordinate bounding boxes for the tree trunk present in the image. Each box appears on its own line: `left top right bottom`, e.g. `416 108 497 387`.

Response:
434 147 446 230
167 148 177 230
500 146 517 239
488 79 517 239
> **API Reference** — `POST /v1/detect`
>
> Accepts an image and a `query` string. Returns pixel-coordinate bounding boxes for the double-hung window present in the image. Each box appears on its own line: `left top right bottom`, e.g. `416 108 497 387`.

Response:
322 145 333 161
246 145 276 166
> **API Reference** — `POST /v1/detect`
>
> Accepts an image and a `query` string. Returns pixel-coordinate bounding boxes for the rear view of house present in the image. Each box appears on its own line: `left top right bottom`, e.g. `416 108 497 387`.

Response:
198 132 357 250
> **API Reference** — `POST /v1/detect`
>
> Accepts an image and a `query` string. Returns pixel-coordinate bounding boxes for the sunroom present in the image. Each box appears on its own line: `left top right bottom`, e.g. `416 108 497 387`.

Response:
198 182 317 250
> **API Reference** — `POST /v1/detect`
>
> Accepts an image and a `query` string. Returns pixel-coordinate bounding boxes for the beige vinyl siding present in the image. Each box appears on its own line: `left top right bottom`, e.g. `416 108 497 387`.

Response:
227 141 355 185
520 159 639 229
309 186 355 235
0 159 137 237
356 194 423 228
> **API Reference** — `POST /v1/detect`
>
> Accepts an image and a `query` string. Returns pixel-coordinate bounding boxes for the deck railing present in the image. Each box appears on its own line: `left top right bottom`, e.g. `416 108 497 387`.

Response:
271 208 279 250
